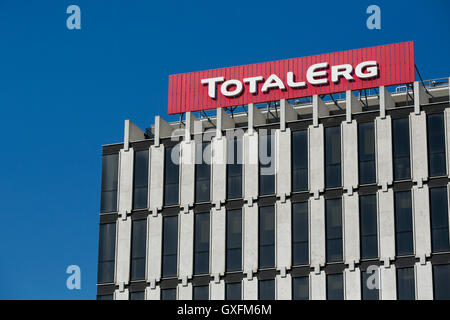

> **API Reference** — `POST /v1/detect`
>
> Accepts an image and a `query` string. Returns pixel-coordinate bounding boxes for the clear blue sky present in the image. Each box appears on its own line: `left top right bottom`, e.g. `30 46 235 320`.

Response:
0 0 448 300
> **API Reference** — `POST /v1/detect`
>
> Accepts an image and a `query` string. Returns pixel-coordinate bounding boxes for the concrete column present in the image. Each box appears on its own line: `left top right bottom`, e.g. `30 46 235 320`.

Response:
379 86 395 119
345 90 363 123
147 214 162 283
276 128 291 200
178 283 193 300
342 121 358 193
243 203 258 275
378 189 395 261
375 116 393 189
415 261 433 300
276 274 292 300
212 136 227 208
210 280 225 300
414 81 429 115
146 286 160 300
345 268 361 300
310 271 326 300
412 185 431 258
309 125 325 196
179 209 194 282
410 112 428 185
149 144 164 214
115 218 131 285
243 277 258 300
123 119 145 151
114 289 129 300
343 193 360 264
276 200 291 271
244 131 259 203
118 148 134 216
180 140 195 212
312 95 329 128
310 196 325 268
280 99 298 131
154 115 174 147
211 207 226 278
380 265 396 300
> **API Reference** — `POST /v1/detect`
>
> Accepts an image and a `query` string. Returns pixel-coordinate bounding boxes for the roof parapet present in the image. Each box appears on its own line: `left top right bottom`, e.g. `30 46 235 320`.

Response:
124 119 145 151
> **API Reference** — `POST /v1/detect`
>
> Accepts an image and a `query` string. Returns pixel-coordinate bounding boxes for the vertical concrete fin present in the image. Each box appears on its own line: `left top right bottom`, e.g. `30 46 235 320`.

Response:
414 81 429 115
124 120 145 151
216 107 235 137
379 86 395 119
345 91 363 123
155 116 173 146
280 99 297 131
248 103 265 133
313 95 329 127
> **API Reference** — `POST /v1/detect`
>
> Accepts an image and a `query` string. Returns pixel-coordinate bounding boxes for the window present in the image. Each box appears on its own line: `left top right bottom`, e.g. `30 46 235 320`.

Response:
361 269 379 300
292 277 309 300
195 142 211 203
227 137 243 199
292 202 309 265
164 146 179 206
325 126 342 188
394 191 414 256
259 133 275 196
358 122 376 185
360 194 378 259
129 291 145 300
292 130 308 191
326 273 344 300
226 282 242 300
392 118 411 181
396 267 415 300
430 187 450 253
97 223 116 284
259 206 275 269
194 212 210 275
326 198 343 263
133 150 149 210
97 294 113 300
100 154 119 213
433 264 450 300
130 219 147 281
193 285 209 300
258 279 275 300
162 216 178 278
161 288 177 300
226 209 242 272
427 113 447 177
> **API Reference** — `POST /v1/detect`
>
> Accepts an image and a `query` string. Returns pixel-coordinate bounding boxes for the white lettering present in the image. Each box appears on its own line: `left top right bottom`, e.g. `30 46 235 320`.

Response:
307 62 329 85
221 79 243 97
331 64 354 83
261 74 286 93
355 61 378 79
201 77 225 99
243 76 264 94
287 71 306 88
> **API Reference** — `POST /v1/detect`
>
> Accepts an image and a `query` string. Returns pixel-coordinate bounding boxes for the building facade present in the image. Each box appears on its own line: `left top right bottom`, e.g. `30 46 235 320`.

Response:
97 73 450 299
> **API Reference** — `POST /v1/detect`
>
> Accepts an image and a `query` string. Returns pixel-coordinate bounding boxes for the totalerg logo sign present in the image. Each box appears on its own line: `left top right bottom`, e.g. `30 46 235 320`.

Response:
168 42 414 114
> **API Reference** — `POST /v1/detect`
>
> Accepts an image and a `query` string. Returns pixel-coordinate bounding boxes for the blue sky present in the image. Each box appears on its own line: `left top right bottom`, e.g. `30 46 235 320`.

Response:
0 0 448 300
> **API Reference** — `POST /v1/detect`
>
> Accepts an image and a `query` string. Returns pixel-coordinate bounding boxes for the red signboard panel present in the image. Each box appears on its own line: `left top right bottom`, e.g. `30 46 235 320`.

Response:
168 42 415 114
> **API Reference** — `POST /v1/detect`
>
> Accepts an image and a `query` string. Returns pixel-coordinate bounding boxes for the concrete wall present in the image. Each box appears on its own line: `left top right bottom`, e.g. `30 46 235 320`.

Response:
342 121 359 192
378 189 395 261
211 207 226 278
147 214 162 282
149 145 164 213
380 265 396 300
244 132 258 203
243 203 258 274
410 112 428 184
243 277 258 300
309 125 324 196
343 193 360 264
416 262 433 300
276 129 291 199
179 209 194 281
276 274 292 300
210 280 225 300
212 136 227 208
310 271 326 300
375 116 393 189
276 200 291 271
345 268 361 300
310 197 325 268
180 141 195 212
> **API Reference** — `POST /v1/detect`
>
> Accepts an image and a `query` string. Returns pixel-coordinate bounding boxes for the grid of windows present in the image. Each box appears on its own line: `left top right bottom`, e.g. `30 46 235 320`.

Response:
327 273 344 300
129 291 145 300
162 215 178 278
292 130 308 192
358 122 376 185
430 187 450 253
360 194 378 259
325 126 342 188
396 267 415 300
97 223 116 284
195 142 211 203
193 285 209 300
427 113 447 177
394 191 414 256
259 133 275 196
259 206 275 269
227 137 243 199
100 154 119 213
292 202 309 266
433 264 450 300
259 279 275 300
392 118 411 181
226 209 242 272
130 219 147 281
133 150 149 209
194 212 210 275
161 288 177 300
164 146 180 206
326 198 343 263
226 282 242 300
292 277 309 300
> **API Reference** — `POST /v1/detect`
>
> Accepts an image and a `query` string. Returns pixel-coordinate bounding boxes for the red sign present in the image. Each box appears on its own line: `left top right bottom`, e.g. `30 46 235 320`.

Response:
168 41 414 114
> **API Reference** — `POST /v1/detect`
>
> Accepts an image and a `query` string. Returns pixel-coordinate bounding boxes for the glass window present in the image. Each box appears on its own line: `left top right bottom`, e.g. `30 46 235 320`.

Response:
129 291 145 300
161 288 177 300
292 277 309 300
259 133 275 196
194 212 210 275
327 273 344 300
394 191 414 256
360 194 378 259
100 154 119 213
292 130 308 192
226 282 242 300
392 118 411 181
326 198 343 263
97 294 114 300
292 202 309 266
325 126 342 188
130 219 147 281
433 264 450 300
162 216 178 278
164 146 180 206
430 187 450 253
98 223 116 284
361 269 379 300
226 209 242 272
133 150 149 210
227 137 243 199
195 142 211 203
358 122 376 185
258 279 275 300
193 285 209 300
427 113 447 177
396 267 415 300
259 206 275 269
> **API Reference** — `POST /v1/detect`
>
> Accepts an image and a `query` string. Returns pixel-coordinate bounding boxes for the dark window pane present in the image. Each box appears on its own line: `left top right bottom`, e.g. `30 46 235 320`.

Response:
226 282 242 300
97 294 114 300
129 291 145 300
164 146 180 206
193 285 209 300
360 194 378 259
161 288 177 300
433 264 450 300
98 223 116 284
392 118 411 181
292 202 309 265
133 150 149 209
326 198 343 263
427 113 447 177
259 134 275 196
358 122 376 185
162 216 178 278
259 206 275 269
226 209 242 272
259 279 275 300
292 130 308 191
195 142 211 203
394 191 414 256
430 187 450 253
100 154 119 213
397 267 415 300
327 273 344 300
227 137 243 199
325 126 341 188
130 219 147 281
293 277 309 300
194 212 210 275
361 269 379 300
